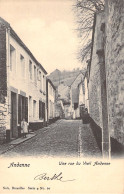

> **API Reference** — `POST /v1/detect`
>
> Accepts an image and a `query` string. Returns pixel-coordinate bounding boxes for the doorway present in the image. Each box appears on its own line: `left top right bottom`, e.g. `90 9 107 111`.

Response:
42 102 45 122
11 92 17 138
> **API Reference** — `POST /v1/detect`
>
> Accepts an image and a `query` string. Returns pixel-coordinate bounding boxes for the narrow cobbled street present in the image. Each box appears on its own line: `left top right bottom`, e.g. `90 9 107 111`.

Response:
2 120 101 157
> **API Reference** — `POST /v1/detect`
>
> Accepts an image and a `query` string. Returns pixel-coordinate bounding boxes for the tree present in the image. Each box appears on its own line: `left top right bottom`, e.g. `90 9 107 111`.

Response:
73 0 105 62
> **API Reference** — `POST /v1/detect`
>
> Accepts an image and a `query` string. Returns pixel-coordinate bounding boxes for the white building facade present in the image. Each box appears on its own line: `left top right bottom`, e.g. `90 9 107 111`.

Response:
70 73 84 119
0 18 47 142
84 72 89 112
78 80 85 106
46 79 56 122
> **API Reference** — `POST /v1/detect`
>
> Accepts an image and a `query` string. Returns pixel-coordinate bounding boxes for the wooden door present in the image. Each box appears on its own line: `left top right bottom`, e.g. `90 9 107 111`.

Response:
11 92 17 138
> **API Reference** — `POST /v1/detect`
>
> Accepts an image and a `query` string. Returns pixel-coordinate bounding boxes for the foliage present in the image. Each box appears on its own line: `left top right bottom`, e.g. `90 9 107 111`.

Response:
73 0 105 62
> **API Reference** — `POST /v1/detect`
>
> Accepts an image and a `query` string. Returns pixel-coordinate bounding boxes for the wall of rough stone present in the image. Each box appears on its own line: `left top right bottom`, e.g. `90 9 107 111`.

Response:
105 0 124 145
89 13 104 128
0 21 7 97
0 21 7 143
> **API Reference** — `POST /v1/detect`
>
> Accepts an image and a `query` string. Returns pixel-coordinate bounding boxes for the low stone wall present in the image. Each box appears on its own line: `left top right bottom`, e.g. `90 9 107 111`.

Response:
90 116 124 158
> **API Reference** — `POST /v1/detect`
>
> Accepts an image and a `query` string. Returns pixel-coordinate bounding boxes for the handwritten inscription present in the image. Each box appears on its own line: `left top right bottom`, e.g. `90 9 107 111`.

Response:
8 162 30 168
34 172 76 182
59 161 111 166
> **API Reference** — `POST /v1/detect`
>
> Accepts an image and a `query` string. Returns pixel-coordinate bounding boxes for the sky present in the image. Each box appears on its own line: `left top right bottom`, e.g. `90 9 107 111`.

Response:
0 0 83 74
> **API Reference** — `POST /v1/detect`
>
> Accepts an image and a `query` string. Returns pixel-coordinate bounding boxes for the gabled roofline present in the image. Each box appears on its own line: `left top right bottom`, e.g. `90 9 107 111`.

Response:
70 71 84 87
0 17 10 27
0 17 47 75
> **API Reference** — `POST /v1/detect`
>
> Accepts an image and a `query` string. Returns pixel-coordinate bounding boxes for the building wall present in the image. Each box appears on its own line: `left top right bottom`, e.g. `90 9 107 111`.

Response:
105 0 124 144
84 76 89 111
88 2 124 146
0 22 7 142
0 21 47 141
64 104 71 118
56 100 64 118
70 73 84 108
78 75 89 113
70 73 84 118
0 21 7 97
48 82 55 119
7 33 47 126
78 82 85 106
57 83 70 102
88 13 103 128
71 73 83 90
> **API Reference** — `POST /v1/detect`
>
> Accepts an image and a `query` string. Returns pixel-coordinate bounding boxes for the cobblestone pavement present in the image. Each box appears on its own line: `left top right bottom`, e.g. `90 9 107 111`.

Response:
2 119 101 157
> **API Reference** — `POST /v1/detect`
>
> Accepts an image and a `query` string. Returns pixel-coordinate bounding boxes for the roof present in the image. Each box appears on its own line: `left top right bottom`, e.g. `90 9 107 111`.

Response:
63 77 75 87
47 78 56 90
70 71 84 87
0 17 47 75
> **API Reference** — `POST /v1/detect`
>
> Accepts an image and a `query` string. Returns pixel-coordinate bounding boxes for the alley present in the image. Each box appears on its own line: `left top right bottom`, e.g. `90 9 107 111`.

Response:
2 120 101 157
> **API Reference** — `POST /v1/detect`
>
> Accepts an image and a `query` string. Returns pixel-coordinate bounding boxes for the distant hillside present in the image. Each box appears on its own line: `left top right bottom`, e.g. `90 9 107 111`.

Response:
48 68 86 88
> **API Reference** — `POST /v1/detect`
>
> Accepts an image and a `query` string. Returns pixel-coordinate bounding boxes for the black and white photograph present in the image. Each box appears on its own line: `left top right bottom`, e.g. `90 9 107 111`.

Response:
0 0 124 193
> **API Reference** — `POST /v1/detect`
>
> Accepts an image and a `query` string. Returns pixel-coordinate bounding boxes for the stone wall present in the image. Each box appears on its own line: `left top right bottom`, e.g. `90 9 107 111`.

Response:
88 13 104 128
0 21 7 143
0 21 7 96
89 1 124 146
105 0 124 144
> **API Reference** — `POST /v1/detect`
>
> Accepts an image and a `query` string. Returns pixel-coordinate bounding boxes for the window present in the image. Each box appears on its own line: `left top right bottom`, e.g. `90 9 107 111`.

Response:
29 60 32 79
37 69 39 80
34 66 37 85
33 100 36 119
50 101 53 118
29 96 32 120
74 103 78 110
20 54 25 77
39 71 42 90
39 100 42 120
43 75 46 92
10 44 16 72
43 75 44 91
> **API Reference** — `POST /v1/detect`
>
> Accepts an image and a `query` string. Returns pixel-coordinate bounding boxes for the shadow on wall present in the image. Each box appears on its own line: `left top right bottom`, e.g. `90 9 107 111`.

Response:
89 117 124 158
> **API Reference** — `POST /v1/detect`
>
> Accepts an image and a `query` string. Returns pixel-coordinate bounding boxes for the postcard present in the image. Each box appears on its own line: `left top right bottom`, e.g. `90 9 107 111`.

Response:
0 0 124 193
